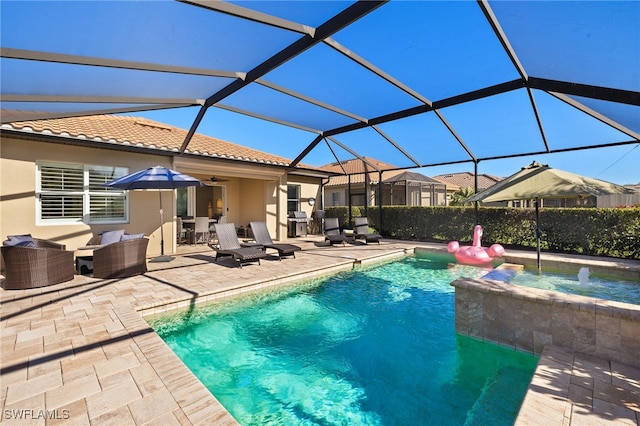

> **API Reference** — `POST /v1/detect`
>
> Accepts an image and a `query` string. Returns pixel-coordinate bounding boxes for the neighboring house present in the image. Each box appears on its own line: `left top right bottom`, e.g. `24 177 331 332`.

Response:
434 171 503 205
597 184 640 208
321 157 454 207
0 115 329 261
433 171 503 192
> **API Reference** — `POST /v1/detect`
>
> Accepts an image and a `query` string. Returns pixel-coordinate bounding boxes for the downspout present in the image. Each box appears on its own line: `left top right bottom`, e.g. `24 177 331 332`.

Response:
320 178 329 211
320 177 329 234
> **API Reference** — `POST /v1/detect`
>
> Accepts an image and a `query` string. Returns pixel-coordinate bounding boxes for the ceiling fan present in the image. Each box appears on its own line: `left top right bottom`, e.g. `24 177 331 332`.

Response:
210 176 229 183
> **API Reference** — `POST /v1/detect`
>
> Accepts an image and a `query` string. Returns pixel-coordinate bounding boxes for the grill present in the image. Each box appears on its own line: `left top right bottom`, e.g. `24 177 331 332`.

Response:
287 211 310 237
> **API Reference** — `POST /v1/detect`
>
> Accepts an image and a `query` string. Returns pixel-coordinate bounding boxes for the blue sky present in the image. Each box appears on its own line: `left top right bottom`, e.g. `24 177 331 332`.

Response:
128 106 640 186
120 0 639 186
2 0 638 185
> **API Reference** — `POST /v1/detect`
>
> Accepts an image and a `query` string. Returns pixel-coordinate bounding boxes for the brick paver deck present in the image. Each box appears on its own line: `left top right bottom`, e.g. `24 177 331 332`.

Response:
1 238 638 425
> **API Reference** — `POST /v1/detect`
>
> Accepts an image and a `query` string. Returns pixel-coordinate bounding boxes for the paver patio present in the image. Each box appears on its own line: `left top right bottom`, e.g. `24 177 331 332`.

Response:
1 238 638 425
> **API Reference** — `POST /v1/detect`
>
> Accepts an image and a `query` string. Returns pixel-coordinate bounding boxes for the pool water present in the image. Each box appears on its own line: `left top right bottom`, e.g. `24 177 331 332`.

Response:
150 256 539 425
508 268 640 305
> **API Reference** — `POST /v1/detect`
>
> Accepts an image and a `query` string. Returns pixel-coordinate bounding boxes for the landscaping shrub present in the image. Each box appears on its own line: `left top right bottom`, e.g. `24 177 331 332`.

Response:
324 206 640 259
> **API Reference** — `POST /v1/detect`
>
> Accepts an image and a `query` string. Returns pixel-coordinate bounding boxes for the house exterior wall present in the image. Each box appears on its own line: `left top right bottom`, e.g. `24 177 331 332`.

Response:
287 174 323 236
326 183 450 207
220 178 241 226
325 184 369 207
265 181 279 238
239 177 267 229
0 135 173 258
290 175 322 217
325 187 346 207
1 135 325 272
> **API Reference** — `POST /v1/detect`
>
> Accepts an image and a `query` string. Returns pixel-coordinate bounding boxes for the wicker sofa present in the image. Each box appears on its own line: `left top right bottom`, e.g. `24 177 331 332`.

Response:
1 238 75 290
88 232 149 279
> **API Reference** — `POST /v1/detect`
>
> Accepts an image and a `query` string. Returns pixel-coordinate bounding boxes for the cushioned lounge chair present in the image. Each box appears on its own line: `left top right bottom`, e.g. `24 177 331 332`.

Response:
249 221 301 260
324 217 347 246
1 237 75 289
214 223 266 267
354 217 382 244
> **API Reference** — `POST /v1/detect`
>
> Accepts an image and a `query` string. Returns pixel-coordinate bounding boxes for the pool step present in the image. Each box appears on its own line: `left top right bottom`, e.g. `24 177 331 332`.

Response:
481 263 524 282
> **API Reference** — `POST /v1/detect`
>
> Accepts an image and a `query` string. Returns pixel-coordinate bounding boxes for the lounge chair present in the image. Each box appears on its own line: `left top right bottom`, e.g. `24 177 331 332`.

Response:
354 217 382 244
214 223 266 267
324 217 347 245
249 221 301 260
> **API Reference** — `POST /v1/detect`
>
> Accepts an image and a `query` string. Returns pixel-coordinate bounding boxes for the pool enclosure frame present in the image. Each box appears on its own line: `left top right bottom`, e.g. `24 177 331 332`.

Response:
2 1 638 217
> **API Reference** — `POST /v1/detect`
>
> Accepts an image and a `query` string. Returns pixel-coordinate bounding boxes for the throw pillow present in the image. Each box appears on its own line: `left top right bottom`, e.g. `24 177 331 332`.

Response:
101 229 125 245
3 234 35 247
120 233 145 241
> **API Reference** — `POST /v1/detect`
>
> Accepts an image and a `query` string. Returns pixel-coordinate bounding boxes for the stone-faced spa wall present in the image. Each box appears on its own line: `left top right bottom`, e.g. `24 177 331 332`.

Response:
450 278 640 369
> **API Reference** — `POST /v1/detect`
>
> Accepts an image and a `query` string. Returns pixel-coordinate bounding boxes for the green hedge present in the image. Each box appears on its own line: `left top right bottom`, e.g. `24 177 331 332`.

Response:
324 206 640 259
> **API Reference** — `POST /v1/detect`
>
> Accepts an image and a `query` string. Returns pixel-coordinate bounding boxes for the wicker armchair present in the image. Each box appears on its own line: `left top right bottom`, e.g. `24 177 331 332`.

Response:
92 237 149 279
1 238 75 289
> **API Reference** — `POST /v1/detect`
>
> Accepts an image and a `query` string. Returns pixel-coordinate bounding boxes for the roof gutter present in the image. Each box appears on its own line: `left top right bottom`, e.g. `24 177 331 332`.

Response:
0 127 332 178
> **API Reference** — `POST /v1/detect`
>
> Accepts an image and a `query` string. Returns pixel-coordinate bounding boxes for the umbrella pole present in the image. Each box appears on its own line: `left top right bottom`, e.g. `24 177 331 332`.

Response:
159 189 164 255
150 189 174 262
535 198 541 274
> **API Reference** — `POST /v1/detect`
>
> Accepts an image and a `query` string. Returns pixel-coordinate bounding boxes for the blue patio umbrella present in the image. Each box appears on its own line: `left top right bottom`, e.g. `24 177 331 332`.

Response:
104 166 205 262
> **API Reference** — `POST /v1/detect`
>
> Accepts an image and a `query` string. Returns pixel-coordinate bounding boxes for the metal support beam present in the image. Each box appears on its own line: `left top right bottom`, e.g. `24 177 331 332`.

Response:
528 77 640 106
474 160 479 225
290 134 325 168
378 170 383 233
179 0 387 152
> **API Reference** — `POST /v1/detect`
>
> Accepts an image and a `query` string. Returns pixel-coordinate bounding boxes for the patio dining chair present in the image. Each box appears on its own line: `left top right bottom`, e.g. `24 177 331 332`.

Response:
249 221 301 260
177 217 192 246
194 216 210 245
213 223 266 267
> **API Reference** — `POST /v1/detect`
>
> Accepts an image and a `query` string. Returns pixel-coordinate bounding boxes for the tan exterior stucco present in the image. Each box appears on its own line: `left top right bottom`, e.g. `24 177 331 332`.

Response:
1 134 325 272
0 136 173 257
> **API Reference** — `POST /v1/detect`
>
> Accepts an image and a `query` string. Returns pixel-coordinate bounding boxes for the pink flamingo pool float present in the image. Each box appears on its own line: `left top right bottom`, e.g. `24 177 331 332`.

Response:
447 225 505 266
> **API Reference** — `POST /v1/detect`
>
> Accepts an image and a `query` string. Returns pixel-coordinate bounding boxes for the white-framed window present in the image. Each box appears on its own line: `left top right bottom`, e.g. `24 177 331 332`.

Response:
36 161 129 225
331 191 340 206
287 184 301 214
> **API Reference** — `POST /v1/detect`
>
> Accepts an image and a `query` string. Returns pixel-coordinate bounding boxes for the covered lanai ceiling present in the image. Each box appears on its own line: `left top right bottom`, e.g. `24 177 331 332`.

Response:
1 1 639 174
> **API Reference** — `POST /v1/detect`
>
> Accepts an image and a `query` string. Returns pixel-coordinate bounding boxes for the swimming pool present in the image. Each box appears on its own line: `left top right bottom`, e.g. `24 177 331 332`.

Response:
150 255 539 425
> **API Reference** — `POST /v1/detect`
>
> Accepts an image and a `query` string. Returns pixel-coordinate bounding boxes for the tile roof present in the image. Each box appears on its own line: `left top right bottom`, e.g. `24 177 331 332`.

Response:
321 157 404 186
1 114 302 168
321 158 457 188
433 171 503 190
383 171 446 185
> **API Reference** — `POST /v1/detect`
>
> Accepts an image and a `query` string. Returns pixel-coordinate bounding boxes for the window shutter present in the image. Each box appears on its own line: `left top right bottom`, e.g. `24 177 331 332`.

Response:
40 163 83 192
